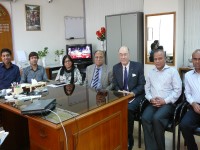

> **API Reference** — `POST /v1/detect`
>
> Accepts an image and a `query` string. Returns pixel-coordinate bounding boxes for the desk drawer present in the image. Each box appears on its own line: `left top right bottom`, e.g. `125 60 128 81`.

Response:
29 120 63 150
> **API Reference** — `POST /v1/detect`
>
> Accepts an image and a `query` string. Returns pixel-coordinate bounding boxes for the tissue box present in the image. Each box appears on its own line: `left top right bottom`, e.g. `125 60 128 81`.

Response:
14 87 23 95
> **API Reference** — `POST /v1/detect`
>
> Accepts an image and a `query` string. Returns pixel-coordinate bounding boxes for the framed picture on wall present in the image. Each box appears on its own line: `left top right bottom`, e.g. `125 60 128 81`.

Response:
25 4 41 31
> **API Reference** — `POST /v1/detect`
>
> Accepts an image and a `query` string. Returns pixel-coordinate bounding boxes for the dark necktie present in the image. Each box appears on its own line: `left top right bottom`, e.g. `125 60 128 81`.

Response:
92 68 100 89
123 67 128 91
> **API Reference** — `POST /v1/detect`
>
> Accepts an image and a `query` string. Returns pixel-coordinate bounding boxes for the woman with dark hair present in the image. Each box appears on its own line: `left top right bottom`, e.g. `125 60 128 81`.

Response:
64 84 75 95
55 55 82 84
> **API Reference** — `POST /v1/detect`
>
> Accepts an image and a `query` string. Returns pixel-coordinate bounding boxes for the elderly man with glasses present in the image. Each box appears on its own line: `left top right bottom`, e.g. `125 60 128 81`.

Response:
85 50 112 90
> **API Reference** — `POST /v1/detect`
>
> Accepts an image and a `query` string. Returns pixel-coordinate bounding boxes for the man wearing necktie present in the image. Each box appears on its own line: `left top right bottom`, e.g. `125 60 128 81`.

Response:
85 50 112 90
112 46 145 150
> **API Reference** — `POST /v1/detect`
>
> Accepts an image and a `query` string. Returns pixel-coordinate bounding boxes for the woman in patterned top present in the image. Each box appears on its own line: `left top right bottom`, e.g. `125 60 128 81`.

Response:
55 55 82 84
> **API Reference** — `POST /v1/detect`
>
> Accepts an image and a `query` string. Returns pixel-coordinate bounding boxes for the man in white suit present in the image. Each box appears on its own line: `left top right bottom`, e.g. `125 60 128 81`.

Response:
85 50 112 90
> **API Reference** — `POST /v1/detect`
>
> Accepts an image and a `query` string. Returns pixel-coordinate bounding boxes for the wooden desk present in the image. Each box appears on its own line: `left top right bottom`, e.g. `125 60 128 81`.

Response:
0 85 131 150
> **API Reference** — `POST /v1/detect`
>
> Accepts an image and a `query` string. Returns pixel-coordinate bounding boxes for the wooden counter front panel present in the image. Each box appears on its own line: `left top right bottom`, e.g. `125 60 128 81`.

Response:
66 98 128 150
74 111 122 150
29 119 64 150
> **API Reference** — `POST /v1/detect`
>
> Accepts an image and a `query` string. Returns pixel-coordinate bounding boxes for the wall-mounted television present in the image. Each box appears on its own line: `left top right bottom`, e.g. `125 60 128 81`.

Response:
66 44 93 63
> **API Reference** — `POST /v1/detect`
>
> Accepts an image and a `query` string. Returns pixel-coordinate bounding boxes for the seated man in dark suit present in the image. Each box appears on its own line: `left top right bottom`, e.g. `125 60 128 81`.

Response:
85 50 112 90
112 46 145 150
0 48 20 90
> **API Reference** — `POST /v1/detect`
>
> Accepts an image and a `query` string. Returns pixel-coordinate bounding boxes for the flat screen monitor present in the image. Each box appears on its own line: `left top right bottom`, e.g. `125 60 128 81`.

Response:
66 44 92 63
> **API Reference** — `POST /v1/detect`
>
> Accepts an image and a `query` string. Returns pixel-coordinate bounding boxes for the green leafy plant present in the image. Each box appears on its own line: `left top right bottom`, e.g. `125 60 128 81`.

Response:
38 47 48 58
54 49 64 57
54 49 64 61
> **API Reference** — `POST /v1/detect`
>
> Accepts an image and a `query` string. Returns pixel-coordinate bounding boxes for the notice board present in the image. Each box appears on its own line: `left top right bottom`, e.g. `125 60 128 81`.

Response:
64 16 85 40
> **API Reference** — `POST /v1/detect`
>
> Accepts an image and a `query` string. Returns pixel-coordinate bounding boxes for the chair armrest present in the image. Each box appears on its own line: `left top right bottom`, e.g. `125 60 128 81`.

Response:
140 98 150 114
173 102 185 125
179 101 189 121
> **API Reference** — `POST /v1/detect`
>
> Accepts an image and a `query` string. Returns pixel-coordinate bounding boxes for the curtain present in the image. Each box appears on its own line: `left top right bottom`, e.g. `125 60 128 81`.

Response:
184 0 200 66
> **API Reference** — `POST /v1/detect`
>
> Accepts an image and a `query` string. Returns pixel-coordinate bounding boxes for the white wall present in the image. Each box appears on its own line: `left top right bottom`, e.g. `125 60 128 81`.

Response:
85 0 143 51
85 0 184 76
1 0 84 65
143 0 184 76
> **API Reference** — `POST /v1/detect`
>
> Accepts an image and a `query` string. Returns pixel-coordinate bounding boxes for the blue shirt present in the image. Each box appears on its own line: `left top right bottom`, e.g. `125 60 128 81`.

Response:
20 65 48 83
0 63 20 90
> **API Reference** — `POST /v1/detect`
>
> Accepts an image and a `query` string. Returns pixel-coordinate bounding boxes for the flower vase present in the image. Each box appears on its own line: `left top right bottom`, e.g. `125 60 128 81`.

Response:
59 55 63 66
42 57 46 67
101 41 105 51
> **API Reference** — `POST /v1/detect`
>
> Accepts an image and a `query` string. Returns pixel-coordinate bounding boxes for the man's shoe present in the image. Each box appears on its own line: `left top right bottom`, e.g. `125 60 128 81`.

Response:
128 144 133 150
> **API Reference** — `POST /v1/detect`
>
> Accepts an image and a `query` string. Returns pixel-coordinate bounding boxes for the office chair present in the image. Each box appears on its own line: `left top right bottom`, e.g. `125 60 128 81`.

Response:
134 97 149 148
139 92 185 150
177 101 200 150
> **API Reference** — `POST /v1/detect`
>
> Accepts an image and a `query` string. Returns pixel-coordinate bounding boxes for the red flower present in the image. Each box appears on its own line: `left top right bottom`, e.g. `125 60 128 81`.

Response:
96 27 106 41
101 27 106 34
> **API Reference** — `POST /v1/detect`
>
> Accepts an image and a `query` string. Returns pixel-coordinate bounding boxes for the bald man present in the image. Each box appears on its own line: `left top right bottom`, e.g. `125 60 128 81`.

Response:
112 46 145 150
180 49 200 150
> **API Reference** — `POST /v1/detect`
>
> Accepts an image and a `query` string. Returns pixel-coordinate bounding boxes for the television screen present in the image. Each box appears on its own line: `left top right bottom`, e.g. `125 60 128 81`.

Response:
66 44 92 62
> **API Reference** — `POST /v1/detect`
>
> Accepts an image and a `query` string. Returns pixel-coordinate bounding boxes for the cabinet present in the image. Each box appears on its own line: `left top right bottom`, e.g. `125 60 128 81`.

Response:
106 12 144 68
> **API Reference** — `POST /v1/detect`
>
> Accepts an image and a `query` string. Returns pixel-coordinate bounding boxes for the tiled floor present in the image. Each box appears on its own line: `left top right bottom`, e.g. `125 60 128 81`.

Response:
132 122 200 150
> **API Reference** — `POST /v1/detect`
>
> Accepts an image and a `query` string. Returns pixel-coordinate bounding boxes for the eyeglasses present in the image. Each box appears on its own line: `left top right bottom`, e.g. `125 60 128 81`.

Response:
95 56 103 60
64 60 72 63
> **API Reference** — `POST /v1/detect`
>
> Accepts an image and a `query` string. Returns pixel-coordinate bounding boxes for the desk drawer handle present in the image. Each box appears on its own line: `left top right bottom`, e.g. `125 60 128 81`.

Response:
39 128 47 138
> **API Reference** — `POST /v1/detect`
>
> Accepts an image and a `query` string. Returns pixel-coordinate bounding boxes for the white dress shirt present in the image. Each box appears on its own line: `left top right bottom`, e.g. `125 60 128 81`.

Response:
185 70 200 104
145 65 182 104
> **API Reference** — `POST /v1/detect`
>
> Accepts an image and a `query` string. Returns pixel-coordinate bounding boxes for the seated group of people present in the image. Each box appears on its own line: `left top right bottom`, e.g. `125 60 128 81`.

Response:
0 47 200 150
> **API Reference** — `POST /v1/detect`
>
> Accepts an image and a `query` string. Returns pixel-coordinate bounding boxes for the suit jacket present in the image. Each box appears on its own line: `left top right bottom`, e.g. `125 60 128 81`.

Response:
112 61 145 97
85 64 112 89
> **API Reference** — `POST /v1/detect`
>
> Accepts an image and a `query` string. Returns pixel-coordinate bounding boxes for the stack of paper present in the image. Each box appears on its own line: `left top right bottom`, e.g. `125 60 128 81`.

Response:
0 130 9 145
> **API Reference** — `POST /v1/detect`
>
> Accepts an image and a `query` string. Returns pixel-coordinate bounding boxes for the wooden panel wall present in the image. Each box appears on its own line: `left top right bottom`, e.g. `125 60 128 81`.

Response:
0 4 13 61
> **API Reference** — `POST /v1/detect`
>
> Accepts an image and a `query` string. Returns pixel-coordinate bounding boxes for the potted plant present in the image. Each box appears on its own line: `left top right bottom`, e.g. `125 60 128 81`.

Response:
37 47 48 67
54 49 64 65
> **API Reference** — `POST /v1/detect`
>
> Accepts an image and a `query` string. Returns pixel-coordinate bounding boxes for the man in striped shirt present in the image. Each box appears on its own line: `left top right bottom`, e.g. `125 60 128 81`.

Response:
142 49 182 150
180 49 200 150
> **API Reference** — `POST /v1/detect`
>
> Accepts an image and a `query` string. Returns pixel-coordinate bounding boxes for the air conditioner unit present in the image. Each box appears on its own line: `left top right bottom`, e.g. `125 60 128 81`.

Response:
0 0 16 2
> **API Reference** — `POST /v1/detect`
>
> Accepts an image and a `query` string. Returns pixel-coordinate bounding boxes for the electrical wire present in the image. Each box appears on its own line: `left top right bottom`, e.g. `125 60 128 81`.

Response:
47 109 68 150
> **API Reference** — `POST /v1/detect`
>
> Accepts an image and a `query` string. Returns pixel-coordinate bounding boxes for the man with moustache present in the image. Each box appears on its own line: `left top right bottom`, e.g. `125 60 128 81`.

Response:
142 49 182 150
85 50 112 90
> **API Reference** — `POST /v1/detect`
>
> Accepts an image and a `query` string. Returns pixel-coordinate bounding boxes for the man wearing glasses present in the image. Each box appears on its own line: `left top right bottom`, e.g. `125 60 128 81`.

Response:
85 50 112 90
